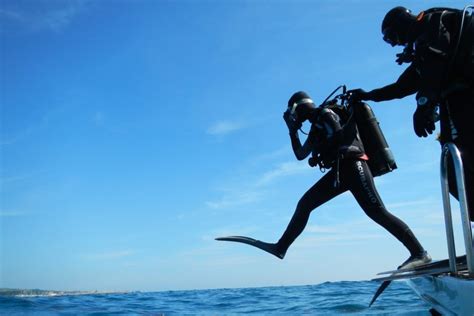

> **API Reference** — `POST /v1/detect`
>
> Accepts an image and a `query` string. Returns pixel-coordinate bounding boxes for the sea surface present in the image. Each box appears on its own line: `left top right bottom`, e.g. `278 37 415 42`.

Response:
1 281 433 315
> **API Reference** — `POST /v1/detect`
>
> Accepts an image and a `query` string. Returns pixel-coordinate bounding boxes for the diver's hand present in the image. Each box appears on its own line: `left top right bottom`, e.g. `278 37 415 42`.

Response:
283 110 301 134
308 157 317 167
395 45 415 65
396 52 414 65
413 97 436 137
347 89 370 102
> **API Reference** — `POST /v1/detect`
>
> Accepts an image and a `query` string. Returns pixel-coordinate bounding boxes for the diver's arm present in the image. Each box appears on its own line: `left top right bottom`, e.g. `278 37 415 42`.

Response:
319 109 344 147
290 132 312 161
284 110 312 160
292 110 343 163
366 65 420 101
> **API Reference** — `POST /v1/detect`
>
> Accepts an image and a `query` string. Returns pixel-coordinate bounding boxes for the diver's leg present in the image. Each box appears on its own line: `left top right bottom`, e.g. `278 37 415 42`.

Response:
347 160 426 259
275 169 346 257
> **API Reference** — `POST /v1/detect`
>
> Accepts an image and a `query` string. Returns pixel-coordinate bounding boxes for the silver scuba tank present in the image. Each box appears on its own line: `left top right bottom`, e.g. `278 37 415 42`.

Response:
354 102 397 177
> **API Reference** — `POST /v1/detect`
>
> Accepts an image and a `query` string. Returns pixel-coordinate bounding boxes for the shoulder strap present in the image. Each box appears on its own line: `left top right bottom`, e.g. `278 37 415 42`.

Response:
422 7 460 15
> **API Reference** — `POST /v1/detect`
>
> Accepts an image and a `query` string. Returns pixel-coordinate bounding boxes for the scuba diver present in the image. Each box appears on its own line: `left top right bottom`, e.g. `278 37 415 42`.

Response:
349 6 474 221
217 91 431 270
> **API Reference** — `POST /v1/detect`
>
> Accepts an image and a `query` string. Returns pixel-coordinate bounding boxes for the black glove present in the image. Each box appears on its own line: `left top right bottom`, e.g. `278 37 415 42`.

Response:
308 154 325 169
347 89 370 102
396 52 415 65
413 97 436 137
395 44 415 65
283 110 302 134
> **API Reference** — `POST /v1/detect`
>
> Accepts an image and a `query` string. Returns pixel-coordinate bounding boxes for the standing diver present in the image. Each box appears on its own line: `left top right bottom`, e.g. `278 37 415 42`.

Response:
217 91 431 270
349 6 474 222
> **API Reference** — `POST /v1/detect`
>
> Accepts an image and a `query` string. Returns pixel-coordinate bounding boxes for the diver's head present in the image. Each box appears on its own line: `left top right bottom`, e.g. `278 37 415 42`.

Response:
287 91 317 123
381 6 417 46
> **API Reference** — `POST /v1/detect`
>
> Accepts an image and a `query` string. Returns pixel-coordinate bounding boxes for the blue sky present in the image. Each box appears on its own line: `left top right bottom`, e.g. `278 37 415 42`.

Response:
1 0 470 292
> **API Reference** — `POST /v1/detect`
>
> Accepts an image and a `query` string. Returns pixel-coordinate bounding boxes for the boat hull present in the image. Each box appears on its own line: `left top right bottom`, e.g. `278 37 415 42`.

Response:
406 275 474 316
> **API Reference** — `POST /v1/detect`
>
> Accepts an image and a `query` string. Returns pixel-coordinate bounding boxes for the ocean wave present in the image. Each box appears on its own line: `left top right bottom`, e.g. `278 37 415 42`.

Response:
0 282 432 315
0 288 129 298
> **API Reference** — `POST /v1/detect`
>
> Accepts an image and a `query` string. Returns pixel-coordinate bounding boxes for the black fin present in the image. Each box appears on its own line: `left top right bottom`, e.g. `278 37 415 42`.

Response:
215 236 284 259
372 265 465 282
369 281 391 307
377 255 467 275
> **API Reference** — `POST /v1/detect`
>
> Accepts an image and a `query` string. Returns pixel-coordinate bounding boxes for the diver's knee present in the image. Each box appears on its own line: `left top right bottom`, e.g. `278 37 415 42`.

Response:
364 206 387 223
295 199 312 217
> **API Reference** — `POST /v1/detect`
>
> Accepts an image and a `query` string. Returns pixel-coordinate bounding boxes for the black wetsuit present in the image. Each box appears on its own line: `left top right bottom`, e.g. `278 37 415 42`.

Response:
364 8 474 220
276 106 425 256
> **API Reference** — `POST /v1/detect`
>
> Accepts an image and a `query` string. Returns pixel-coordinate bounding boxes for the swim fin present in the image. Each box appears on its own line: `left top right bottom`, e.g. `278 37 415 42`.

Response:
215 236 285 259
376 255 467 275
369 255 468 307
369 280 391 307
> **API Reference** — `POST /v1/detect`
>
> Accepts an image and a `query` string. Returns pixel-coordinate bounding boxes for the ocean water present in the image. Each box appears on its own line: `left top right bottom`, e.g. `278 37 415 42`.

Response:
0 281 432 315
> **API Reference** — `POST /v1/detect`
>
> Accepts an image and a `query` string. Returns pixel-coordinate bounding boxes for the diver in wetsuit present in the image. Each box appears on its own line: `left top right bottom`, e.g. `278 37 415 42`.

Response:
350 6 474 221
218 91 431 269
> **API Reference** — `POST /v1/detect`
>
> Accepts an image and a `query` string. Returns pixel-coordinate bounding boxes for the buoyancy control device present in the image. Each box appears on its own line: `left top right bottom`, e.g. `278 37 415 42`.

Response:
316 85 398 177
353 101 398 177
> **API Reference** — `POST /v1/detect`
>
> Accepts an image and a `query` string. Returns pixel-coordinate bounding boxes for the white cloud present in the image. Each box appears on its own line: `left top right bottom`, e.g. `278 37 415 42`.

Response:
205 159 311 210
206 190 262 210
0 9 24 23
0 210 27 217
385 198 439 210
252 146 289 162
305 224 341 234
297 233 384 247
1 1 91 33
207 120 244 136
297 219 388 248
256 161 308 186
0 127 35 146
204 225 261 241
0 175 31 185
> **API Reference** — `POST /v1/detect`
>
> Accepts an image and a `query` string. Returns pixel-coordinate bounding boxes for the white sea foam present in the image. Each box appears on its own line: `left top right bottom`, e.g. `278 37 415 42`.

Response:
0 288 129 297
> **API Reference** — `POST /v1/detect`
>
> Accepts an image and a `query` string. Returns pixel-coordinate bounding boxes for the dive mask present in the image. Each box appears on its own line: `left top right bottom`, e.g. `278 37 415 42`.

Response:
382 27 400 46
287 98 314 122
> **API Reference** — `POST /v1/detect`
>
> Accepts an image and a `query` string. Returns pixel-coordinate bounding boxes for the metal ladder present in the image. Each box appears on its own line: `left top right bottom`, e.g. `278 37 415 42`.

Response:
440 142 474 275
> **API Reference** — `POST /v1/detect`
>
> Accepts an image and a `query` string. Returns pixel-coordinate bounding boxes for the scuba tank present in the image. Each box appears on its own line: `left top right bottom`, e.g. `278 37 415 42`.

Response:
354 102 397 177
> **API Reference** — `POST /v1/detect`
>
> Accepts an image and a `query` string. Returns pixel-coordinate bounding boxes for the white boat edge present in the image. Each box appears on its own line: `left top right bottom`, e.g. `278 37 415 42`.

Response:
406 275 474 316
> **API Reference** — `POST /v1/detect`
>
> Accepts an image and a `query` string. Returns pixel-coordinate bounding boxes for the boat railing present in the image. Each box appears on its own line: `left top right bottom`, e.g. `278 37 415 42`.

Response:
440 142 473 275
